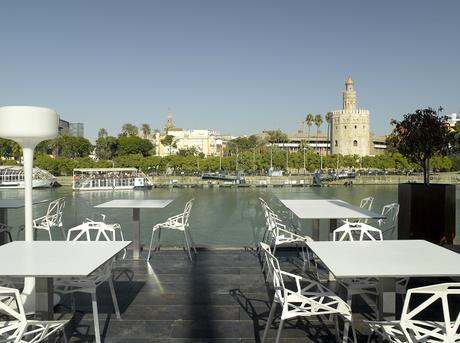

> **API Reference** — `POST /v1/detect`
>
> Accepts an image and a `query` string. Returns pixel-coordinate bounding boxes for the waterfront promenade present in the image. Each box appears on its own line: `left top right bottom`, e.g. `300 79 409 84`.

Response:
57 172 460 188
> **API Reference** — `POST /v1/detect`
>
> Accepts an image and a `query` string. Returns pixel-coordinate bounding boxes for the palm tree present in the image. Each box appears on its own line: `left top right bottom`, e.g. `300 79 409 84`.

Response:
305 113 314 144
314 114 323 155
325 112 333 155
141 124 151 139
98 128 108 138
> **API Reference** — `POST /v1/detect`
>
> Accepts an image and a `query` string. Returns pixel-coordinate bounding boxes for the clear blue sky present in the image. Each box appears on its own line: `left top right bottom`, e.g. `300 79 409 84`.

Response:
1 1 459 141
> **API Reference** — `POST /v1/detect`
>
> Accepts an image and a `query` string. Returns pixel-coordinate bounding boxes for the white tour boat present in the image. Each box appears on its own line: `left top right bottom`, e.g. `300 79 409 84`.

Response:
73 168 153 191
0 166 57 188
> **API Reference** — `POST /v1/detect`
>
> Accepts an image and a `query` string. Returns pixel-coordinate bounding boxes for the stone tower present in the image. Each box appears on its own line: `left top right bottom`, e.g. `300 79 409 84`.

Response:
164 110 174 133
331 77 370 156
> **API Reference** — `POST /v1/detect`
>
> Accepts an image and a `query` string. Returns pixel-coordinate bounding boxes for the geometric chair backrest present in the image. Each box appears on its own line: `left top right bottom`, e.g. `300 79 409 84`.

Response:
378 203 400 238
0 286 26 338
333 222 383 241
400 283 460 342
360 196 374 211
45 197 65 228
259 242 284 304
183 199 194 227
66 221 116 242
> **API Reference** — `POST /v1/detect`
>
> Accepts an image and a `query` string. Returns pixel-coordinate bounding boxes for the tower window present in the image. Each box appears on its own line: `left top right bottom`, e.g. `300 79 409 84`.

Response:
344 125 347 129
354 125 357 129
353 140 358 147
335 140 338 147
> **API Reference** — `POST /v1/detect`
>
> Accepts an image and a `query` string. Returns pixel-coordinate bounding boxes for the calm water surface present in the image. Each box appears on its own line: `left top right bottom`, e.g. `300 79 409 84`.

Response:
1 185 459 247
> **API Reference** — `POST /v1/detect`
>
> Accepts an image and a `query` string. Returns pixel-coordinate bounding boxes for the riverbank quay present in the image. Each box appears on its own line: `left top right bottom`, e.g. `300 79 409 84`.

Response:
57 172 460 188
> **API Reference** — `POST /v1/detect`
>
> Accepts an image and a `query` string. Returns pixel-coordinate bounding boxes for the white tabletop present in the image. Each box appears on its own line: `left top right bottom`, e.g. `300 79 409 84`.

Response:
0 199 48 209
0 241 131 277
306 240 460 278
95 199 173 209
280 199 383 219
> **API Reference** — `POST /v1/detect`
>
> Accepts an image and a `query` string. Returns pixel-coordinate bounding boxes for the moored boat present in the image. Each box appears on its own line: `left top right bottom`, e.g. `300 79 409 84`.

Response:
73 168 153 191
0 166 56 188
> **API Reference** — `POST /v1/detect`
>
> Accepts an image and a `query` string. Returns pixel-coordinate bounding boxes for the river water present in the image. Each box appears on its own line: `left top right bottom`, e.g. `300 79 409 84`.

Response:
1 185 459 246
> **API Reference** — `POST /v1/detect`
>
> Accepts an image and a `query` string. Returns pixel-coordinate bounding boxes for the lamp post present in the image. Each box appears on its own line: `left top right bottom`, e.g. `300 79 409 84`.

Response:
0 106 58 312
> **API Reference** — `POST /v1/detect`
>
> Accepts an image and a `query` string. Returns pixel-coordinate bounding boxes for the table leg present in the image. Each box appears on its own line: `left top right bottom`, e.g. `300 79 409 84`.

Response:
378 277 396 320
329 219 338 240
36 277 54 320
132 208 141 260
0 208 7 245
312 219 320 241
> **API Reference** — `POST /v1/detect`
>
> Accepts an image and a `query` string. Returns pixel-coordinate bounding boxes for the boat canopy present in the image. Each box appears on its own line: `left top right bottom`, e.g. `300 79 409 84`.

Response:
74 168 138 172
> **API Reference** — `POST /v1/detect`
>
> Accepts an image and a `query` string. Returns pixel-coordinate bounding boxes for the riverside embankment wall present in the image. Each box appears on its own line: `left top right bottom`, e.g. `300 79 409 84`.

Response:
56 173 460 188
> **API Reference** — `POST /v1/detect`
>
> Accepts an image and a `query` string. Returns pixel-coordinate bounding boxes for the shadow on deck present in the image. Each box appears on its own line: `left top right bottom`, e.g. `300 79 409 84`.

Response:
55 248 452 342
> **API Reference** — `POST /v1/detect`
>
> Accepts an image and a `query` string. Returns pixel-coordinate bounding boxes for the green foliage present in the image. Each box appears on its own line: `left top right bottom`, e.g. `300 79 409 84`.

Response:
58 135 93 158
388 108 453 184
95 136 118 160
160 135 177 155
226 135 262 155
449 156 460 171
117 136 153 157
120 123 139 137
264 130 288 143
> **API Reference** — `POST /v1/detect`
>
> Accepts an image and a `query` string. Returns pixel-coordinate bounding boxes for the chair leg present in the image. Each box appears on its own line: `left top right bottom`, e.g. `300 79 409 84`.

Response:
147 228 156 261
186 229 197 254
183 230 193 261
108 278 121 319
261 300 277 343
6 231 12 243
156 228 162 251
90 292 101 343
275 319 285 343
47 229 53 241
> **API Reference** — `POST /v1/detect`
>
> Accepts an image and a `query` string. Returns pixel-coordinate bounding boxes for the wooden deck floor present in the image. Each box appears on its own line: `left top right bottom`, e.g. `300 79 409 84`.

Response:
55 248 450 342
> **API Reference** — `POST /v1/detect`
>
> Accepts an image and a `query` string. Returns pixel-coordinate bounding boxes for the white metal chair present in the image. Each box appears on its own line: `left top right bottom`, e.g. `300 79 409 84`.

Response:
147 199 195 261
260 200 314 273
333 222 383 320
54 222 121 343
0 286 68 342
32 197 66 240
260 243 357 343
342 196 374 224
378 203 400 239
84 214 126 258
367 282 460 342
0 223 13 243
333 222 383 242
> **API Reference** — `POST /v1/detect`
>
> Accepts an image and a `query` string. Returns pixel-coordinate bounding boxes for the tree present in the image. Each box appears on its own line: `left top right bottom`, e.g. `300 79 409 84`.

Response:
314 114 323 153
141 124 151 139
98 128 108 138
265 130 288 143
95 136 118 160
120 123 139 137
305 113 314 141
161 135 177 155
117 136 154 157
387 108 453 185
325 112 333 155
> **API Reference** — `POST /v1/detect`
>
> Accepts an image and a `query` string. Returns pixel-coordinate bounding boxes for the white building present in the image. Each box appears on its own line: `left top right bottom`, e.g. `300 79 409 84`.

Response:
447 113 459 127
153 112 224 156
331 77 371 156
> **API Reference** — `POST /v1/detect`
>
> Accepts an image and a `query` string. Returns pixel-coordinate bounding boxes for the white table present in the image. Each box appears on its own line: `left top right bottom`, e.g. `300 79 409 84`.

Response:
0 199 48 243
306 240 460 319
95 199 173 259
280 199 383 240
0 240 131 319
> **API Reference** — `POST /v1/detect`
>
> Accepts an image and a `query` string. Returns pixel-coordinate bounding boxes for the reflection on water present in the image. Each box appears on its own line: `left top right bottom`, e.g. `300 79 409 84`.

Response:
1 185 458 247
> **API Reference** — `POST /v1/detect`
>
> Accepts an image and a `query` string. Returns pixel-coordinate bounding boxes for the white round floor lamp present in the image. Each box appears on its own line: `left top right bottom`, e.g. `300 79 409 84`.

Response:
0 106 58 311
